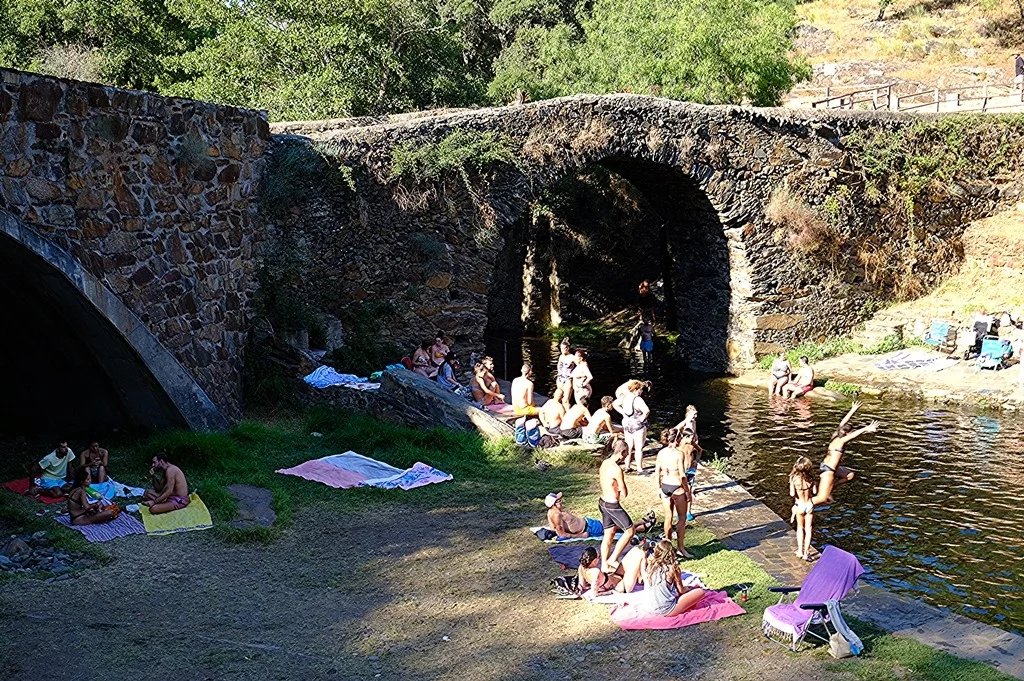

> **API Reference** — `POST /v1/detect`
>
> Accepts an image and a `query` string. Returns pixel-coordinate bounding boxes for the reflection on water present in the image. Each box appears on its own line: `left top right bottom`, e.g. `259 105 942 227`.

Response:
492 335 1024 635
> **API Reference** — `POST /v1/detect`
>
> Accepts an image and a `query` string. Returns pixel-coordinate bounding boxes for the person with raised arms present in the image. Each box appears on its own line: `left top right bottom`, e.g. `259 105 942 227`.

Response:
813 401 878 505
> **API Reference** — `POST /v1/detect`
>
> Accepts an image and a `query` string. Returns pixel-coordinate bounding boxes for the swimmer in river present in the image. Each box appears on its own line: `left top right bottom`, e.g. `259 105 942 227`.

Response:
813 401 878 505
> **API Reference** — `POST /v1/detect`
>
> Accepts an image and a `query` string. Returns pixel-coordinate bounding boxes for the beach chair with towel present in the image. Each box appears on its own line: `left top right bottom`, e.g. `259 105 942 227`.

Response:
976 337 1012 371
762 545 864 653
922 320 956 354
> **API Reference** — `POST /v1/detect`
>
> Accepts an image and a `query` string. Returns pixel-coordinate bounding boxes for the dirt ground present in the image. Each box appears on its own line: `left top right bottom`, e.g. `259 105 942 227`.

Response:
0 479 853 681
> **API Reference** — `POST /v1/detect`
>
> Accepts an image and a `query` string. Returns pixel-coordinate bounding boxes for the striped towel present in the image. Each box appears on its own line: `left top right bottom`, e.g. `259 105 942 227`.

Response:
54 513 146 542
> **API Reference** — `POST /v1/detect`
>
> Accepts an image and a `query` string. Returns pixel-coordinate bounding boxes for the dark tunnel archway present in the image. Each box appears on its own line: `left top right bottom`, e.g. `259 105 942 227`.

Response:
486 158 734 373
0 218 227 438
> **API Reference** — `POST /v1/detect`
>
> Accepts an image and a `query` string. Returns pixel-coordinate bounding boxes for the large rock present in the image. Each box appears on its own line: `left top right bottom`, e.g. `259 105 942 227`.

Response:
375 370 513 439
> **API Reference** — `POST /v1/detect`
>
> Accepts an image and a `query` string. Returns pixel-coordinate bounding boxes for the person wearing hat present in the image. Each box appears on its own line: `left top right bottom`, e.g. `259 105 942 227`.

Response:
545 492 604 539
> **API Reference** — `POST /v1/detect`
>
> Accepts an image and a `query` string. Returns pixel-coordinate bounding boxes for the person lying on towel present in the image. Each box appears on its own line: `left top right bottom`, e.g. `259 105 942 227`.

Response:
545 492 604 539
69 467 119 526
141 453 190 514
29 441 76 497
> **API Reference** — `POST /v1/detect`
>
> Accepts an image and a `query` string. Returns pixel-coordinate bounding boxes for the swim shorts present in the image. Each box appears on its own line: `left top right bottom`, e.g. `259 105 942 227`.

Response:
598 499 633 531
640 339 654 352
168 495 190 510
584 517 604 536
513 405 539 416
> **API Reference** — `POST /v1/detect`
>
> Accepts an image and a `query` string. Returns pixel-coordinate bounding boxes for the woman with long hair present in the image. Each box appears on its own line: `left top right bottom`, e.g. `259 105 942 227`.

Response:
813 401 878 504
570 347 593 408
553 337 576 409
789 456 817 561
68 467 119 526
643 540 705 616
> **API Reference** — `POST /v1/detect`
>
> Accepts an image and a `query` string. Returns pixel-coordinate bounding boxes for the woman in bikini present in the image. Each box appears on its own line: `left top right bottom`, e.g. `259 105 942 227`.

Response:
553 338 576 409
813 401 878 505
655 428 693 558
412 339 435 378
614 380 651 474
577 545 647 595
789 456 817 561
570 348 593 408
67 467 119 526
768 352 792 396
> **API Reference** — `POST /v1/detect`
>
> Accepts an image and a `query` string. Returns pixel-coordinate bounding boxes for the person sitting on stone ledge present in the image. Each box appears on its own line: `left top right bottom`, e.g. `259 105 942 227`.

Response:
429 332 449 373
558 402 590 440
768 352 792 396
471 362 504 406
539 397 566 432
782 356 814 399
582 396 618 443
142 453 190 514
28 441 75 498
511 363 539 416
481 356 503 400
68 467 119 526
79 441 109 484
436 352 462 391
412 339 436 378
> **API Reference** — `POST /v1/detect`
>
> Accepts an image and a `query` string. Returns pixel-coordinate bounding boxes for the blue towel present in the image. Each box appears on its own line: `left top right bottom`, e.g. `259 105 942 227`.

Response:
303 366 367 389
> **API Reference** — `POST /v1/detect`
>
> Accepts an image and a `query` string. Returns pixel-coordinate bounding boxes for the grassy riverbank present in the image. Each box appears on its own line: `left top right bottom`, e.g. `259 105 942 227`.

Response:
0 408 1017 680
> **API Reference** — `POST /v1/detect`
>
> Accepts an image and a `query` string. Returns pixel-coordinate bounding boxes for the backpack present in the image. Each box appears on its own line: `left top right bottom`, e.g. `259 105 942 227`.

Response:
515 417 528 446
550 575 581 599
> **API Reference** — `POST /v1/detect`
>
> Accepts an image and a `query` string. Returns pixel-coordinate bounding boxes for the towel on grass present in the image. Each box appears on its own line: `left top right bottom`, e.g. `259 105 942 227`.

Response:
55 513 146 542
140 494 212 535
303 366 368 389
277 452 451 490
530 524 606 543
610 590 746 630
2 478 67 504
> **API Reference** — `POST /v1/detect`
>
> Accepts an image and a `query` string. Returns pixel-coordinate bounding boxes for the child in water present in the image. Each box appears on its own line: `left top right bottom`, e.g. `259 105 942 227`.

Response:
640 321 655 364
789 456 817 561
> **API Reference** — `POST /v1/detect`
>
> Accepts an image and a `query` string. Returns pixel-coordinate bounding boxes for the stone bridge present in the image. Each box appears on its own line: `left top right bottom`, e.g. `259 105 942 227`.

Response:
272 97 1006 375
0 69 267 434
2 67 1014 435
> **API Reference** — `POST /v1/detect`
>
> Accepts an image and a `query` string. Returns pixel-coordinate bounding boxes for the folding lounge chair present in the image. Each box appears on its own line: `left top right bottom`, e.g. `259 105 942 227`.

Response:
762 545 864 651
976 337 1012 371
922 320 956 354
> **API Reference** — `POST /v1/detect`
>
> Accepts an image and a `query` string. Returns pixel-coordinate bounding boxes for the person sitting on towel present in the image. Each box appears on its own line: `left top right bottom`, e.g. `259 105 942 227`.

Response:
545 492 603 539
578 545 648 595
471 362 503 406
642 539 706 616
68 467 119 526
79 441 109 484
142 453 190 514
29 441 75 497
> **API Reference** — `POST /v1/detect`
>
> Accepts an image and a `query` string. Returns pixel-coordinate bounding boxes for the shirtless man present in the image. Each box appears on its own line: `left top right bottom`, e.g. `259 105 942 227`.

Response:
481 357 503 401
544 492 603 539
599 439 636 571
559 402 590 439
582 396 618 443
782 356 814 399
655 429 693 558
511 363 539 416
471 363 503 406
29 441 75 497
539 398 566 431
142 453 190 514
79 442 109 483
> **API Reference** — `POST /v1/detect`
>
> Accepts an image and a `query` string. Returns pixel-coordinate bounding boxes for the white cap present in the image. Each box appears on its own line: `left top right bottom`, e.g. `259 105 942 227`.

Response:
544 492 563 508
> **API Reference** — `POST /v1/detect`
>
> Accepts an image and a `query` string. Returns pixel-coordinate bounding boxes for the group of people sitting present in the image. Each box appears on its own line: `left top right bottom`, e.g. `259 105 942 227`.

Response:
28 441 190 525
768 353 815 398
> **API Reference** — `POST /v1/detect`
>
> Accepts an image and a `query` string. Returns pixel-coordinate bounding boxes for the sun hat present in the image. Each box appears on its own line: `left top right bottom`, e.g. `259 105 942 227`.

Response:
544 492 563 508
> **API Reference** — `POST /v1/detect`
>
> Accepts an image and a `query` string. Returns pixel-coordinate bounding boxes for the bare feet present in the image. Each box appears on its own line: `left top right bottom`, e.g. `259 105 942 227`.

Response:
677 548 694 559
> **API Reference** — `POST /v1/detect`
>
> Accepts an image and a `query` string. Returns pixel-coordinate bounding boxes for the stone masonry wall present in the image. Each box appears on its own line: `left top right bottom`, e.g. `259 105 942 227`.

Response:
271 99 1023 371
0 69 269 420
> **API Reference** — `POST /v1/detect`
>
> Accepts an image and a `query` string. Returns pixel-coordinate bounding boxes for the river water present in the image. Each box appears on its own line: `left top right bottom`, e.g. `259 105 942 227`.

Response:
488 336 1024 635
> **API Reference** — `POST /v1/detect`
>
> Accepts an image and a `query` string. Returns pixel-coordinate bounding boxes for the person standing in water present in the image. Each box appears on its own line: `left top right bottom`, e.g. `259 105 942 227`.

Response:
639 320 655 365
554 338 576 409
813 401 878 505
789 456 817 561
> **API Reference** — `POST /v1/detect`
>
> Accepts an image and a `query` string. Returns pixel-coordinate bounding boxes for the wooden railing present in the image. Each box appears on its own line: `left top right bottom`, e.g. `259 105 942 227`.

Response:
804 83 1024 114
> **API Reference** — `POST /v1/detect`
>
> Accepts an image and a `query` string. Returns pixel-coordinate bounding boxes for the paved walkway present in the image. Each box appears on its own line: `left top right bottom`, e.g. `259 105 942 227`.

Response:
693 464 1024 680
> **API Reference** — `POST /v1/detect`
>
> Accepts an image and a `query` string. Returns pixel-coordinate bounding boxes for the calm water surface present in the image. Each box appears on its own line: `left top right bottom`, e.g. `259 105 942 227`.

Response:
489 336 1024 635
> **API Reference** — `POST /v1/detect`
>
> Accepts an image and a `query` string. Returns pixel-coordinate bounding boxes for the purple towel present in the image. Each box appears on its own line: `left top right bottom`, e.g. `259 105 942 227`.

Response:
763 545 863 640
54 513 147 542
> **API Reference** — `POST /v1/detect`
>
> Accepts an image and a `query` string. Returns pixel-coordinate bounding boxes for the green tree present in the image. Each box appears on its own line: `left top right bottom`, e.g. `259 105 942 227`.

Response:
489 0 809 106
163 0 493 120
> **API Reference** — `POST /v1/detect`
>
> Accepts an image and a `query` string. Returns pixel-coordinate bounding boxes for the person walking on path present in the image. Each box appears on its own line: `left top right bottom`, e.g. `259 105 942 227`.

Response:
1014 53 1024 91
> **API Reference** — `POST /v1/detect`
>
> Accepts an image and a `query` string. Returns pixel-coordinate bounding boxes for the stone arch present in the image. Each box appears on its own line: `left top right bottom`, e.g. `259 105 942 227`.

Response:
0 213 228 434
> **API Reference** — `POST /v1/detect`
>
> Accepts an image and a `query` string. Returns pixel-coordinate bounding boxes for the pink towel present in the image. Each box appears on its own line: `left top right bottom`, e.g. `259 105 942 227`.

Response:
485 402 515 416
275 460 369 489
610 590 746 630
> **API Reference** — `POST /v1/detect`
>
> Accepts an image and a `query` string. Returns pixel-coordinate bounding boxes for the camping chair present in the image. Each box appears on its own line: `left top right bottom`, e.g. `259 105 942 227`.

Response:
976 337 1012 371
762 545 864 651
922 320 956 354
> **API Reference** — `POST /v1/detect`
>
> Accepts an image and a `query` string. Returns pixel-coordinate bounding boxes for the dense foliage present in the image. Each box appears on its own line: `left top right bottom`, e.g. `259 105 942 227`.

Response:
0 0 809 119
